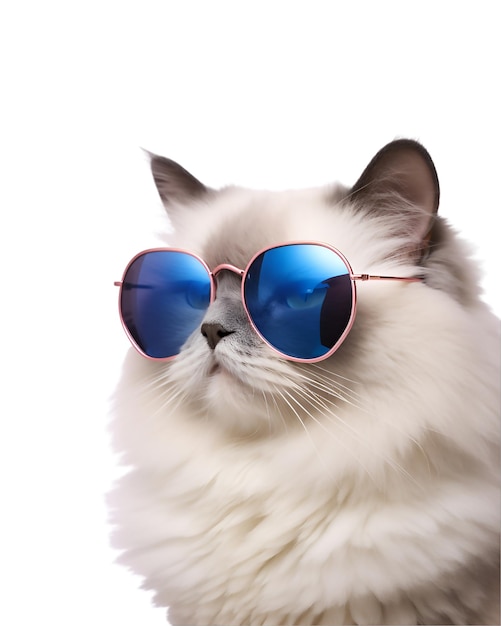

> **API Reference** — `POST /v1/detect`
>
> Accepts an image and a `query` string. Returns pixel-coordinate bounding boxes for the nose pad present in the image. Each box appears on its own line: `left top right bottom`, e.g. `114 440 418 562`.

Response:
201 322 235 350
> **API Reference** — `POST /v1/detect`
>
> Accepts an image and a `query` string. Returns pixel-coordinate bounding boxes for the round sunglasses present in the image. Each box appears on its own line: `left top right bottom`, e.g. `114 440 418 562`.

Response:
114 242 422 363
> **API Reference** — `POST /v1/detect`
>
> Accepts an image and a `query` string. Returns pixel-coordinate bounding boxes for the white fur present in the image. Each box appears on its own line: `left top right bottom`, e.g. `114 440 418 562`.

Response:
109 184 500 625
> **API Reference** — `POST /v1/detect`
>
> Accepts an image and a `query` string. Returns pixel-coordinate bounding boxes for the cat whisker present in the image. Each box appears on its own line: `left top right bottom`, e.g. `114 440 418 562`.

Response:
283 381 423 488
157 391 186 417
295 367 432 482
276 364 369 413
306 377 368 412
266 391 289 435
303 365 369 405
307 362 362 386
144 372 198 414
273 388 329 472
140 370 170 393
280 386 380 483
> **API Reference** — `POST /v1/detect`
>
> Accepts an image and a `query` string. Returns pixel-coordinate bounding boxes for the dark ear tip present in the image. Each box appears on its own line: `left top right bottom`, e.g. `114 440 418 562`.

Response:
140 147 156 164
140 149 182 173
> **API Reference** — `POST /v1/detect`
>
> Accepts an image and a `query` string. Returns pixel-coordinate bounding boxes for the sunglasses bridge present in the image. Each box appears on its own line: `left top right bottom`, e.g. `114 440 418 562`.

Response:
211 263 246 279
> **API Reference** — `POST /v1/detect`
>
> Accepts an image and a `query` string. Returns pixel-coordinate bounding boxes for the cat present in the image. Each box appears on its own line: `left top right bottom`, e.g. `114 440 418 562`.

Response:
108 139 500 625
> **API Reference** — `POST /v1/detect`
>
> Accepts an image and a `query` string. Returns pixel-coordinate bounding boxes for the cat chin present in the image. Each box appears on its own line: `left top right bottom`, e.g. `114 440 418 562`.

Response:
203 375 273 435
164 357 248 430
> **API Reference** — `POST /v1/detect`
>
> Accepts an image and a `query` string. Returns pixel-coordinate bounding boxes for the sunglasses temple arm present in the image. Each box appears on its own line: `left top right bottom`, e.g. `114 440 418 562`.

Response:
351 274 423 283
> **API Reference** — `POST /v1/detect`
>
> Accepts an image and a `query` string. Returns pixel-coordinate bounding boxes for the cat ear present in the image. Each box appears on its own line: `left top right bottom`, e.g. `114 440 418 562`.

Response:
350 139 440 248
147 151 209 207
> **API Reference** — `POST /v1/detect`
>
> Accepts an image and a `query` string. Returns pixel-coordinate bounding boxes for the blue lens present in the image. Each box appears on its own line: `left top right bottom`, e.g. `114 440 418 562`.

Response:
120 251 211 358
244 244 354 359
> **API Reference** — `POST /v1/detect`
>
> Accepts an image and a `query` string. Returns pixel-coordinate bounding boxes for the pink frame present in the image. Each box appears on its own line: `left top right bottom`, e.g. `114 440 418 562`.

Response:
114 241 422 363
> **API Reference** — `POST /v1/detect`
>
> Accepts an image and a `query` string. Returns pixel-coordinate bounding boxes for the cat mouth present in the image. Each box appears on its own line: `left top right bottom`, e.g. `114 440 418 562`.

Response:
208 362 221 376
208 356 229 376
207 357 241 382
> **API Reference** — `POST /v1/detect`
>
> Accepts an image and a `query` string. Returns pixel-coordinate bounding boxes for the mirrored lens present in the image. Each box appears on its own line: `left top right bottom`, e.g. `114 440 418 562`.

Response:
120 251 212 358
244 244 354 360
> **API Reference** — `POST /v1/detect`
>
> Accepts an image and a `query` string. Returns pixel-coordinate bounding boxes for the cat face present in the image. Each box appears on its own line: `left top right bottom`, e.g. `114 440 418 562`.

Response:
128 141 447 436
160 189 364 435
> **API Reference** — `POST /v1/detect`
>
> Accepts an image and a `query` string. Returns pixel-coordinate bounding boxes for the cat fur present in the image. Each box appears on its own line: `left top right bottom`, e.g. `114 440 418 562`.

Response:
108 140 500 625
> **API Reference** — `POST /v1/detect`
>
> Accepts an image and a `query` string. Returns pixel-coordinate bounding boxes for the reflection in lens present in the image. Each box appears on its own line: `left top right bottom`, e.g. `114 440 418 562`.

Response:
120 251 211 358
285 282 328 310
244 244 354 359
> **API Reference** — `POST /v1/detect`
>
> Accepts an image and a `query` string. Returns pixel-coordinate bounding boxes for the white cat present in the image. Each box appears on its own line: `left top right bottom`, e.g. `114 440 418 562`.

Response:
109 140 500 625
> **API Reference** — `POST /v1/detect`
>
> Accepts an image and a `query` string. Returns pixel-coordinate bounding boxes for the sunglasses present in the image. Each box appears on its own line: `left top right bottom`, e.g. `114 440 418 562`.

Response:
114 242 422 363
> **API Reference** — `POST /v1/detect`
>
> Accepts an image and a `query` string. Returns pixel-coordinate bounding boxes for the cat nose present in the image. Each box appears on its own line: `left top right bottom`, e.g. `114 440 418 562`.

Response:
201 322 235 350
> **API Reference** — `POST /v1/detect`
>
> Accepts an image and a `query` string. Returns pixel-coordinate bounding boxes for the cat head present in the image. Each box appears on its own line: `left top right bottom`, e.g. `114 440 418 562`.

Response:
126 140 478 437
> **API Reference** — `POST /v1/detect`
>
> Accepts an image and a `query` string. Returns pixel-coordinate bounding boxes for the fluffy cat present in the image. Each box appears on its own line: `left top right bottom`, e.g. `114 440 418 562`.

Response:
108 139 500 625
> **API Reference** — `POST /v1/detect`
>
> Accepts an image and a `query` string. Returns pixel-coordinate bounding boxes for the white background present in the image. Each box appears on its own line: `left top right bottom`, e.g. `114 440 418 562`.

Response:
0 2 499 624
